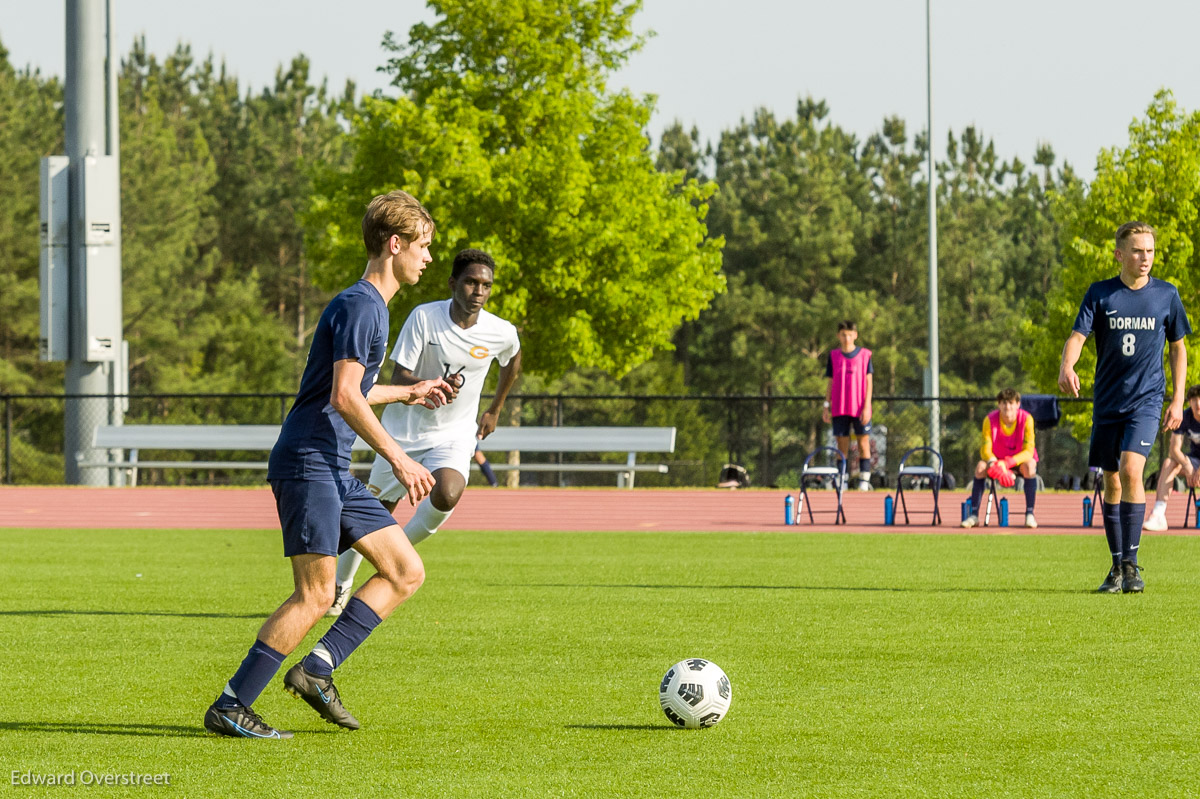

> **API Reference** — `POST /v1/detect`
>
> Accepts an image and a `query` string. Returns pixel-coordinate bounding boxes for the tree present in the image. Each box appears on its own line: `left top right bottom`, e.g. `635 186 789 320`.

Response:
118 40 297 397
0 39 63 393
1023 90 1200 439
306 0 725 378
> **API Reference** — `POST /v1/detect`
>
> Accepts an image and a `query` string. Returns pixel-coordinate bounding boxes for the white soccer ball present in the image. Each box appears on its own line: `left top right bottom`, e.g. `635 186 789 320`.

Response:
658 658 732 728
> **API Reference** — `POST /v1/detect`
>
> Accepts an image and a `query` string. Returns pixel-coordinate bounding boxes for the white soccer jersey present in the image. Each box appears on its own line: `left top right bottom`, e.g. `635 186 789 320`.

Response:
378 300 520 450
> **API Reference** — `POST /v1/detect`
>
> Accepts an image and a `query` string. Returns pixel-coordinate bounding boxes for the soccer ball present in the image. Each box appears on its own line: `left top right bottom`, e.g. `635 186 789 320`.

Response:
659 658 732 728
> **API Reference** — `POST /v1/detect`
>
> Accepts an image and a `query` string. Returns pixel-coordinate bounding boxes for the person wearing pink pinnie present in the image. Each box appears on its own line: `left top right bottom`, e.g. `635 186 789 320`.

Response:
962 388 1039 528
821 320 874 491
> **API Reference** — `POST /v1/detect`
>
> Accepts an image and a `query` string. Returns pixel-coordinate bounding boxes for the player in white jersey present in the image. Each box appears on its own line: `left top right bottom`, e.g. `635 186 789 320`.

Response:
328 248 521 615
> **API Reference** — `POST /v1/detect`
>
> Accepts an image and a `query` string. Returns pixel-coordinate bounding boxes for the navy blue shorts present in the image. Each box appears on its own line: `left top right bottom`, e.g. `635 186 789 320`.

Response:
1088 416 1160 473
832 415 871 437
270 478 398 558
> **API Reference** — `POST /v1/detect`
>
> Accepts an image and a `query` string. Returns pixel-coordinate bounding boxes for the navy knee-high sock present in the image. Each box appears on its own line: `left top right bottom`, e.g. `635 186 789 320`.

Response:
1024 478 1037 513
302 597 382 677
969 477 985 514
479 457 498 487
1102 501 1123 569
216 640 285 708
1120 501 1145 564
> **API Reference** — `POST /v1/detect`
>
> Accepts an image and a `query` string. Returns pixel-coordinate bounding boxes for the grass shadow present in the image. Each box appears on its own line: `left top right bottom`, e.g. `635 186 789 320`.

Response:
0 609 265 619
0 720 339 738
0 721 209 738
565 724 678 731
503 583 1087 595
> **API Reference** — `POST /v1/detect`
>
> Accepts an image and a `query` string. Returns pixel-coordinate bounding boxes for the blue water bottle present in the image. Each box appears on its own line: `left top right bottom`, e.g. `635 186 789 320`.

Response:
1194 499 1200 529
884 495 895 525
1082 496 1092 527
784 494 794 525
999 497 1009 527
961 500 971 522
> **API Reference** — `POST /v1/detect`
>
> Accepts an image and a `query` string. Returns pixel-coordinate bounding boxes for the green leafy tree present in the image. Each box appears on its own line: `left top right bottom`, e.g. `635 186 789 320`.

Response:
0 40 63 393
195 55 354 352
119 41 296 396
306 0 725 378
1024 90 1200 439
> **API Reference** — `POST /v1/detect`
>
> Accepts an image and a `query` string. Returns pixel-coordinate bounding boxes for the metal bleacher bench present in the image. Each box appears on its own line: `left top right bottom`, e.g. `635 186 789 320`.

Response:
83 425 676 488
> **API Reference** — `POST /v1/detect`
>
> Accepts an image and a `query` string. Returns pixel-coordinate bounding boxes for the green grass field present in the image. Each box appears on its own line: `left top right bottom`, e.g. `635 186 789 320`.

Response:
5 527 1200 797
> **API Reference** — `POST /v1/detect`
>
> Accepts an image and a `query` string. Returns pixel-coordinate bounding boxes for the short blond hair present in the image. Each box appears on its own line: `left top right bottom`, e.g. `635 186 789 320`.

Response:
362 190 435 257
1116 220 1155 247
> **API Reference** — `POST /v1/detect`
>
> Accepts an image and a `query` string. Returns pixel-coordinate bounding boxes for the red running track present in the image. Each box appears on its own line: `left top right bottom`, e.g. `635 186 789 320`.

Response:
2 486 1198 536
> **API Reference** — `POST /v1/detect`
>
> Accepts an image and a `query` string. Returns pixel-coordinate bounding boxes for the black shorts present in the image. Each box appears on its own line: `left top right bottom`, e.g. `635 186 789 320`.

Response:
270 478 397 558
831 415 871 437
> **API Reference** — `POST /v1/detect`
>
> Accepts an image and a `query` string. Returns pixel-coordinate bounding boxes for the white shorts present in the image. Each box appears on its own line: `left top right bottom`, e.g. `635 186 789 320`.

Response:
366 439 475 503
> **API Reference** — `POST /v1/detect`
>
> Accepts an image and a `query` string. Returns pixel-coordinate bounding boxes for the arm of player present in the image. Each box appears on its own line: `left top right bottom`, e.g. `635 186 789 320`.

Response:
1007 415 1036 467
332 358 434 505
1057 332 1087 397
860 372 873 424
980 417 995 463
1168 430 1189 468
477 350 522 439
366 364 455 409
1165 338 1187 431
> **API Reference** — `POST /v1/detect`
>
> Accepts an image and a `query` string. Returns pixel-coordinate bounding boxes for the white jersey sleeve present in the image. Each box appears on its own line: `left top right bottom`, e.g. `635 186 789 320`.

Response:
390 305 427 371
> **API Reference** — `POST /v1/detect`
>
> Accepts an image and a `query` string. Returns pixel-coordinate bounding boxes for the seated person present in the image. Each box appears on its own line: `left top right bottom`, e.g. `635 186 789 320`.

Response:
962 388 1039 528
1144 383 1200 531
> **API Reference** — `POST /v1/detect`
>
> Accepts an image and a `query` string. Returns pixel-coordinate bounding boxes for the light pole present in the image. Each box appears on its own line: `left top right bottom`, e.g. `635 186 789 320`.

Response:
58 0 125 484
925 0 940 453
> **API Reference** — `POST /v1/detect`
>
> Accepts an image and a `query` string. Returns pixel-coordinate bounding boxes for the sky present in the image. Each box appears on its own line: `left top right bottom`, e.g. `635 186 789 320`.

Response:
3 0 1200 180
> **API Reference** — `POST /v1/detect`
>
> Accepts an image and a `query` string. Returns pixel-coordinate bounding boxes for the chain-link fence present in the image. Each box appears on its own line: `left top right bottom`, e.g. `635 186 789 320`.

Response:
0 392 1148 489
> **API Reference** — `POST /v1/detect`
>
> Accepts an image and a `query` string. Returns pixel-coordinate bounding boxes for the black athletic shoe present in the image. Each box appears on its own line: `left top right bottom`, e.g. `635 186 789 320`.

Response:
1097 565 1123 594
203 702 293 739
1122 560 1144 593
283 663 360 730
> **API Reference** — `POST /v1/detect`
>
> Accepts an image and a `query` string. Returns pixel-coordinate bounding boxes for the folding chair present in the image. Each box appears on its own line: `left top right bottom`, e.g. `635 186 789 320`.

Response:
893 446 944 525
980 477 1001 526
799 447 848 525
1182 485 1199 529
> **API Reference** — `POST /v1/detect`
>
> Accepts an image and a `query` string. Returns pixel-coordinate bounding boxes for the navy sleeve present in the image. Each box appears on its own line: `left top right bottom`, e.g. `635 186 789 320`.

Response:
1166 288 1192 342
1072 284 1096 336
328 295 377 363
824 351 833 378
866 353 874 374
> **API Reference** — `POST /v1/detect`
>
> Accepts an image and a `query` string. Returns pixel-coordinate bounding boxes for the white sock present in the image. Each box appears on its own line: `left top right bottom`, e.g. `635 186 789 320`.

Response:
310 645 334 669
404 497 453 546
1153 500 1167 515
336 549 364 586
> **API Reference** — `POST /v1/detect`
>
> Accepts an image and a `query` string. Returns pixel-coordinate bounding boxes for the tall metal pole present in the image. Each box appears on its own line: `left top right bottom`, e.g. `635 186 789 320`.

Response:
64 0 123 484
925 0 940 453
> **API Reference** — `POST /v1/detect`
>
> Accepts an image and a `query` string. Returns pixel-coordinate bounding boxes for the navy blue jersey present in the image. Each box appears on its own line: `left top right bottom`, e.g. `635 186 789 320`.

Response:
268 280 389 480
1072 276 1190 423
1173 408 1200 458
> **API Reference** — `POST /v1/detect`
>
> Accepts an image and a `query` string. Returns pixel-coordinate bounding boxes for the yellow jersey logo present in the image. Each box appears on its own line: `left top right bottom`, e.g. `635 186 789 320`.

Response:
469 346 489 359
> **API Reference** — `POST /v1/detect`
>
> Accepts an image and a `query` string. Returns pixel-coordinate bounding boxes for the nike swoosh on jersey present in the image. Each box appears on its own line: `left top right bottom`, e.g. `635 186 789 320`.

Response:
1106 310 1119 315
1140 441 1152 446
